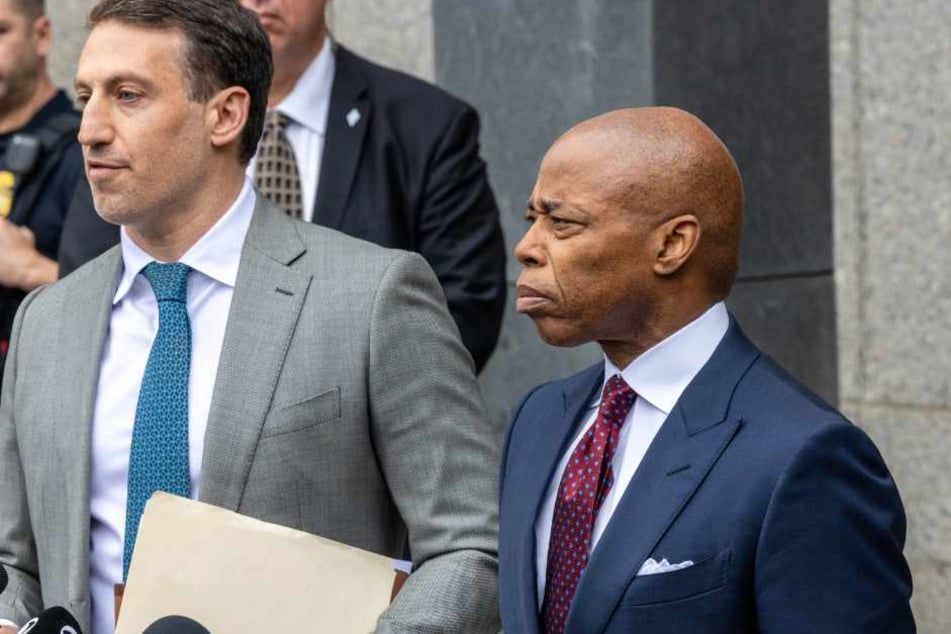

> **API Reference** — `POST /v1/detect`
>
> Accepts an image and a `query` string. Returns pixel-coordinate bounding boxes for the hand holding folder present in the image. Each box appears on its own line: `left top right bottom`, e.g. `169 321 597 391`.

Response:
115 493 407 633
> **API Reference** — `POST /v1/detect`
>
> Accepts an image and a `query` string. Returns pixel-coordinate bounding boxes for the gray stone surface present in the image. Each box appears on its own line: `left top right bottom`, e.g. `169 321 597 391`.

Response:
835 0 951 408
654 0 833 280
833 0 951 629
843 403 951 631
435 0 654 282
728 275 838 403
47 0 97 92
328 0 434 81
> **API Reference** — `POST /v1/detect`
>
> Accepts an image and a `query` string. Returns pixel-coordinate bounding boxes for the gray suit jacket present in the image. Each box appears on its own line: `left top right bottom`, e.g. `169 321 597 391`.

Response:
0 197 500 632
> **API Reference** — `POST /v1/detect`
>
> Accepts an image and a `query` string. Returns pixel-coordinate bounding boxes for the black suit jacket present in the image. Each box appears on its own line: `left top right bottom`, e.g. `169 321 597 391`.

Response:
58 46 507 372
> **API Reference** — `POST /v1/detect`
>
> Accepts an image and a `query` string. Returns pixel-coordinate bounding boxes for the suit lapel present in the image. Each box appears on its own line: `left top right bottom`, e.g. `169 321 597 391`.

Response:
566 321 760 634
199 198 311 511
53 250 122 610
313 45 371 229
508 363 603 634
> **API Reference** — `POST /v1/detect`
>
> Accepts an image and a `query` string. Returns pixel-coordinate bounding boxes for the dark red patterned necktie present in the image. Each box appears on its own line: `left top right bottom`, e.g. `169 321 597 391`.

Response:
541 374 637 634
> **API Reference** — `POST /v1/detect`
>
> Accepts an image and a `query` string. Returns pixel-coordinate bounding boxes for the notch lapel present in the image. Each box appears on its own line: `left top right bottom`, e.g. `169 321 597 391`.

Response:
565 321 760 634
199 198 311 511
313 45 371 229
506 363 603 634
53 250 122 612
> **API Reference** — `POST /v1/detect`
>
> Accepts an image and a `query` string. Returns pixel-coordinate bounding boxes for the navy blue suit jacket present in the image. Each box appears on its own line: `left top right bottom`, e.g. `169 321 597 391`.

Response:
499 319 915 633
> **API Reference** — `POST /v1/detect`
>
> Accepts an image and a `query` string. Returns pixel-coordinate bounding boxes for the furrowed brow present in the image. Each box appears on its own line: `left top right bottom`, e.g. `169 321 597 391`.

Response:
527 198 563 215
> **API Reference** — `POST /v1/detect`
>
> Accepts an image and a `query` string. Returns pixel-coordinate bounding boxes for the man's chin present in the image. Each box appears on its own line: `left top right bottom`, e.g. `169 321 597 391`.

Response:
92 196 137 227
533 321 589 349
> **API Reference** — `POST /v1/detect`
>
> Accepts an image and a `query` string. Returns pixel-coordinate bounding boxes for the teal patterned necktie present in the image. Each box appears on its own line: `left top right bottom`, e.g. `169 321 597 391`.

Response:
123 262 193 580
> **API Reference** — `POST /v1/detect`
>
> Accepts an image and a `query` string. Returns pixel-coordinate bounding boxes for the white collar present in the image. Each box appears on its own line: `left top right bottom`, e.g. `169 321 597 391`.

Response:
598 302 730 414
114 178 256 303
274 36 335 136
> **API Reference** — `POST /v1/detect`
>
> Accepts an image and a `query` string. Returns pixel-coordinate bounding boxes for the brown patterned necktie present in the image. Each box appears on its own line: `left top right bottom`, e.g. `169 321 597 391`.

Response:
254 109 303 219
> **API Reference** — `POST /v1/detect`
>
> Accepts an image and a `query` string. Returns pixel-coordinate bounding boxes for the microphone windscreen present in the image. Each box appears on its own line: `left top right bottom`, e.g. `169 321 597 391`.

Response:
0 564 7 595
142 615 211 634
17 606 82 634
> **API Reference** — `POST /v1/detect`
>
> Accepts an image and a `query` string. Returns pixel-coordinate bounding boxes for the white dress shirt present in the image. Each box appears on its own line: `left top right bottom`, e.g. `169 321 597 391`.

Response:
534 302 730 606
87 180 255 634
247 37 335 222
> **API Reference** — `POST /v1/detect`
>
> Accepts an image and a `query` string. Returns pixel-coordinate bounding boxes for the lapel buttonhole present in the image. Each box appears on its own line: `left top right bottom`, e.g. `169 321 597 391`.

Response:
666 464 692 477
275 287 294 297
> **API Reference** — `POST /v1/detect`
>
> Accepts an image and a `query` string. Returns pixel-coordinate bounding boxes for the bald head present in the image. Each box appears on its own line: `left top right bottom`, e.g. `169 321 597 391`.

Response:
517 107 745 364
547 107 744 297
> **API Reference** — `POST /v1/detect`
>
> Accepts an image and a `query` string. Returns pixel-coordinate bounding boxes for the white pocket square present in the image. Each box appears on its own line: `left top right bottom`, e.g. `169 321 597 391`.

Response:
637 557 695 576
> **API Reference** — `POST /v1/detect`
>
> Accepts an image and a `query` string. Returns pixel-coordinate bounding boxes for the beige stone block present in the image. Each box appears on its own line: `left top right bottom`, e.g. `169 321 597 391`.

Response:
836 0 951 407
830 0 864 404
328 0 434 81
855 405 951 632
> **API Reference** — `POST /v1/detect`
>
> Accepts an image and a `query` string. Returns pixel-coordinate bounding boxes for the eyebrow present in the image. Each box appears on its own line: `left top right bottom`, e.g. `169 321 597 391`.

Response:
75 71 157 93
526 198 564 214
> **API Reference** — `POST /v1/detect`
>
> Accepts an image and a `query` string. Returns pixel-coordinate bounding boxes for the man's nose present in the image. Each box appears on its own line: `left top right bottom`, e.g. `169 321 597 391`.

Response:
77 96 113 149
515 223 545 268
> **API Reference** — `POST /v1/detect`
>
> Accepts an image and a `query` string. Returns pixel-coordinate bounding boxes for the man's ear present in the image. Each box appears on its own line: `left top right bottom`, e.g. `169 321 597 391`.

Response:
207 87 250 152
32 16 52 57
653 214 701 276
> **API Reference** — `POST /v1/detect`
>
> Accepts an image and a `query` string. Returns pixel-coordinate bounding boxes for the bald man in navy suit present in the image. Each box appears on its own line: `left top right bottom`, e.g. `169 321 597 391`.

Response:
499 107 914 634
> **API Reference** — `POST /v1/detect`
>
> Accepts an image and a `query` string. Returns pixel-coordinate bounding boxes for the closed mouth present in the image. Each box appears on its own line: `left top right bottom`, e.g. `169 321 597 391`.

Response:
516 284 553 313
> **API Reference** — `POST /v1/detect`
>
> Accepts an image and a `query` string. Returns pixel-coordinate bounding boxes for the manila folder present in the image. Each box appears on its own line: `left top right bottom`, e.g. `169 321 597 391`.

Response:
115 492 398 633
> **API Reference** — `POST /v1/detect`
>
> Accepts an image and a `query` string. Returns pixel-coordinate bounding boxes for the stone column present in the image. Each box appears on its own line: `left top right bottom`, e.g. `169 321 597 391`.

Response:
833 0 951 629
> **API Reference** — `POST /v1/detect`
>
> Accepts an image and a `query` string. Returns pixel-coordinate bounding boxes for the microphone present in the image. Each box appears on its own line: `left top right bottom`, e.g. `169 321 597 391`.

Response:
17 607 82 634
142 615 210 634
0 564 7 594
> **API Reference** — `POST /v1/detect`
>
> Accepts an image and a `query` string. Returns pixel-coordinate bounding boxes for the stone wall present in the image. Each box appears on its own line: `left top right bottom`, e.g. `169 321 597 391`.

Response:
832 0 951 629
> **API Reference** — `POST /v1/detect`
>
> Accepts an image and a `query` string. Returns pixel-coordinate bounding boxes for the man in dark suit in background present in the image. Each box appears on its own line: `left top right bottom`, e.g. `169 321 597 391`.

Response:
498 107 915 633
58 0 507 372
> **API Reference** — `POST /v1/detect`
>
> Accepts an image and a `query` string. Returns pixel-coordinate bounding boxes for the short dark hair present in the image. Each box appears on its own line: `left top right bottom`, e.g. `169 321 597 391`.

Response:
14 0 44 19
88 0 272 164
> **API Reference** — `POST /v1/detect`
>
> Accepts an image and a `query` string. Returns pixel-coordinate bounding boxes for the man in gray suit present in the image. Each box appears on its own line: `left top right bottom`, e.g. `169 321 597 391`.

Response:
0 1 499 633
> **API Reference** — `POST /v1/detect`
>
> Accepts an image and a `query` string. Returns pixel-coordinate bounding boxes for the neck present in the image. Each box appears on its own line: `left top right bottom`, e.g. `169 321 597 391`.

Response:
268 32 326 106
599 300 718 370
0 74 56 134
126 170 245 263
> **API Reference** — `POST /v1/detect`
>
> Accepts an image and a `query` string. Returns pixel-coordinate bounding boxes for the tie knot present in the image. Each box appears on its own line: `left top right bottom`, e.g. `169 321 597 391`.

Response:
264 109 291 131
142 262 191 303
602 374 636 410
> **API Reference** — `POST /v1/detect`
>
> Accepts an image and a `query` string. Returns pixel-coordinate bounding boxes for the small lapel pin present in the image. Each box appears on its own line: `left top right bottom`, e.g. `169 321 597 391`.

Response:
346 107 361 128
